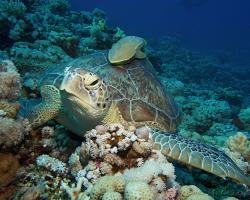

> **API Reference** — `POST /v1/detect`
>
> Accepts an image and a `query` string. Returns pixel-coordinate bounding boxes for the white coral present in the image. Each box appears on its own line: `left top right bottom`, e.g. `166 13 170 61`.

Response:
36 154 67 174
123 158 175 184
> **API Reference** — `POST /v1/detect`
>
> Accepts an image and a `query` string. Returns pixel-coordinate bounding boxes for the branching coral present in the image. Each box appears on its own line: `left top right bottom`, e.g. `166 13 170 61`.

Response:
0 0 26 17
10 40 70 73
63 124 179 199
68 124 155 186
61 177 85 200
36 154 68 174
48 31 80 56
181 99 232 133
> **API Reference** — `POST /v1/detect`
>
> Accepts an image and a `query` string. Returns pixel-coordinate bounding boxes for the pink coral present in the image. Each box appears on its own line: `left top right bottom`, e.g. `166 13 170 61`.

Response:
164 187 178 200
135 126 150 140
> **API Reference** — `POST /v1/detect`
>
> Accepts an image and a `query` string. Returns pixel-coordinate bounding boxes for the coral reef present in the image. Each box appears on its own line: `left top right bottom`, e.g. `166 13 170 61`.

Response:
0 1 249 199
181 99 231 133
0 59 21 100
67 124 180 199
0 152 20 187
0 117 24 149
0 0 122 62
160 77 185 97
237 107 250 131
90 176 125 200
124 181 155 200
225 132 250 163
0 101 20 118
10 40 71 73
179 185 213 200
36 154 68 174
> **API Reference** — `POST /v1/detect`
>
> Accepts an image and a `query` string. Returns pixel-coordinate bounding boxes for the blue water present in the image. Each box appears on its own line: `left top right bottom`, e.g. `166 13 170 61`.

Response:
70 0 250 53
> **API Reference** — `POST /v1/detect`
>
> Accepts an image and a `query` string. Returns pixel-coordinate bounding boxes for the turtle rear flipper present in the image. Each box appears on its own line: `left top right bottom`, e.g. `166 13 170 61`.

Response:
150 129 250 186
29 85 62 128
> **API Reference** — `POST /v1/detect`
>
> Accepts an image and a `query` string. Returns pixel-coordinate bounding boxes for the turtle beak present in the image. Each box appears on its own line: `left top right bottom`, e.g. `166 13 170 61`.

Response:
61 89 101 115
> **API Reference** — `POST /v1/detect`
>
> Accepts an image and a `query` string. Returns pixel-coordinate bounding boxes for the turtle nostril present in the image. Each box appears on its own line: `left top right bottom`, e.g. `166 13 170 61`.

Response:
89 91 95 96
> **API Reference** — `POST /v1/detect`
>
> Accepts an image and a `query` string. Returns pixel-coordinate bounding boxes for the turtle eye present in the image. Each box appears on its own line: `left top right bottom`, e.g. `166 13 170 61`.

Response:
83 73 101 90
89 79 99 86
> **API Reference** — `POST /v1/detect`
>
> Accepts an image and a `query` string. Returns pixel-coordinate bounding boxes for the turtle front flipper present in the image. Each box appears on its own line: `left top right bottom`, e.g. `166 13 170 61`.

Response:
150 129 250 186
28 85 62 128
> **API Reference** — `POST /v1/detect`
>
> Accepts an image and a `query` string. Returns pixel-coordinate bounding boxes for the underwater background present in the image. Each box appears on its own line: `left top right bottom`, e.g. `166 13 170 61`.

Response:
0 0 250 200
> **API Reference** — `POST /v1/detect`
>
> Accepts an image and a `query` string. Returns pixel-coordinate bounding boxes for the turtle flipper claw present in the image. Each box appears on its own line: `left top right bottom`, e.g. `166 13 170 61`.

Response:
28 85 62 128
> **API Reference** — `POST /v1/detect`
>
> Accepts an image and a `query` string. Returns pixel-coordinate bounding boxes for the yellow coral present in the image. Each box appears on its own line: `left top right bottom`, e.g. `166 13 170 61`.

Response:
226 132 250 162
90 176 125 200
223 197 239 200
102 191 122 200
186 193 214 200
179 185 203 200
124 181 155 200
0 101 19 118
132 140 153 156
224 148 249 174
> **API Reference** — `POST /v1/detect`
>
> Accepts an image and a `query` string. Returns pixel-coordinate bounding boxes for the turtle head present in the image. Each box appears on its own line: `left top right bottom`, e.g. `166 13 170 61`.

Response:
60 68 111 125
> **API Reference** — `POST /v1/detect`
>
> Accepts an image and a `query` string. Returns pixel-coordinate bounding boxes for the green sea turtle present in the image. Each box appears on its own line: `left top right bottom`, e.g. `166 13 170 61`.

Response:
29 36 250 186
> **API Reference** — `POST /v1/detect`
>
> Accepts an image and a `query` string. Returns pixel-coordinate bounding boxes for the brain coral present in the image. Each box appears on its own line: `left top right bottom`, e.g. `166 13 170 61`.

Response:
0 153 19 187
102 191 123 200
186 193 214 200
0 117 24 149
0 60 21 100
90 176 126 200
124 181 155 200
179 185 203 200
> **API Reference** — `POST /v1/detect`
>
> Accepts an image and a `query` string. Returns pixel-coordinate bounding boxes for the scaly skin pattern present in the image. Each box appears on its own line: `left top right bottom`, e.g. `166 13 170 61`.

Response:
29 85 62 128
150 128 250 186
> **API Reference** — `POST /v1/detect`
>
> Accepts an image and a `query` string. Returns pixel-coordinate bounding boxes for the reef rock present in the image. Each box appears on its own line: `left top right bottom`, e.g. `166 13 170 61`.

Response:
0 59 21 100
0 117 24 149
0 153 19 187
